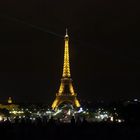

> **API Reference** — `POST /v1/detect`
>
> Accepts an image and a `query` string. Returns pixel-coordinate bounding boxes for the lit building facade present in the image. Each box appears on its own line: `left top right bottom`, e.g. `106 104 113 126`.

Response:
0 97 19 110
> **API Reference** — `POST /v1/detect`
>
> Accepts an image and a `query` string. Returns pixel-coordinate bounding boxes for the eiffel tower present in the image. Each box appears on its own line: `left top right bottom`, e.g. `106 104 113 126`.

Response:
52 29 80 110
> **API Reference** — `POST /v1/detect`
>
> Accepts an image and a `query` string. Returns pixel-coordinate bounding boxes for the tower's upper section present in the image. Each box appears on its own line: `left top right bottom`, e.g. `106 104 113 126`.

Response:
65 28 69 38
62 29 71 78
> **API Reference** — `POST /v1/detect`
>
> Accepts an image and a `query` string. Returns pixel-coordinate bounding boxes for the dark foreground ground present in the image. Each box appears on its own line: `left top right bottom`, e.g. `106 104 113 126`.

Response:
0 120 140 140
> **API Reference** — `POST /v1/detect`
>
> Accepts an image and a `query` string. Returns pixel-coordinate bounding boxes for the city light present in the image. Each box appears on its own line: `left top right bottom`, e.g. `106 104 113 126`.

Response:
0 116 3 121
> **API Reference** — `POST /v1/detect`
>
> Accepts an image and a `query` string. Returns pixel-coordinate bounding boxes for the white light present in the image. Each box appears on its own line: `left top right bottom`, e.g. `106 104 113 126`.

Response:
100 115 104 119
4 118 7 121
118 119 122 123
46 111 52 114
78 107 83 113
110 117 114 122
32 118 36 121
67 110 71 115
53 109 62 116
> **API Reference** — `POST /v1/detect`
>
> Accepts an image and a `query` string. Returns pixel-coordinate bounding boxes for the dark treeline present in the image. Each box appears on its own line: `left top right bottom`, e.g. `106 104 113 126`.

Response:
0 117 140 140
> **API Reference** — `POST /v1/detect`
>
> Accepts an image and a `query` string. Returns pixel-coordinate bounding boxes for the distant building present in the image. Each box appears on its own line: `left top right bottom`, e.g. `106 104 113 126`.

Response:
8 97 12 104
0 97 19 110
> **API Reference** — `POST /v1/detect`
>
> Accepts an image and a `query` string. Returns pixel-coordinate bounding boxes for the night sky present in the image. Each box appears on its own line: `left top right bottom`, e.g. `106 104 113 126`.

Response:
0 0 139 104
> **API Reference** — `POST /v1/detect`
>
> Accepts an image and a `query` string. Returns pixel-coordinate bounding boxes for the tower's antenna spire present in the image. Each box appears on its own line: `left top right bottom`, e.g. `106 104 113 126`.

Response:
63 28 70 77
65 28 68 37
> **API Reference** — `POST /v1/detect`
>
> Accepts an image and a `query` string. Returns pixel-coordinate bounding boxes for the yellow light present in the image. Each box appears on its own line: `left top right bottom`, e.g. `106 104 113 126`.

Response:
0 116 3 121
75 99 80 107
52 99 59 109
8 97 12 104
62 36 71 77
70 84 75 95
51 30 81 109
58 83 64 94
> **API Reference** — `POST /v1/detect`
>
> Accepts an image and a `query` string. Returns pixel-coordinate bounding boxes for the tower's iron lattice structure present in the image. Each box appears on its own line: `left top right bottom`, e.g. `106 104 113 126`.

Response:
52 30 80 109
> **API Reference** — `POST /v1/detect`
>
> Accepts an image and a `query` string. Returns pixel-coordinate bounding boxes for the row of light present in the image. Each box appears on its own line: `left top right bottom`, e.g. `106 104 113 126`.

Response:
0 107 125 123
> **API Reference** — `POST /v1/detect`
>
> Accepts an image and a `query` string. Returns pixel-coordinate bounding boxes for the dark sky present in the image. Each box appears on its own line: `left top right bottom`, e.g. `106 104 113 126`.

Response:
0 0 139 104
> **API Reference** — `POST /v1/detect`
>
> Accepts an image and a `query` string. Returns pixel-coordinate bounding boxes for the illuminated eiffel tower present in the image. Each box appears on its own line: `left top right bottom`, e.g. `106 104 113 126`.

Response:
52 29 80 110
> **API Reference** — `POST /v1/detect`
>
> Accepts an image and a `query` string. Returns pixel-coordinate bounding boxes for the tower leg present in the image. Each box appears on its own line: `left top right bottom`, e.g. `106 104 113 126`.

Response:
52 99 59 110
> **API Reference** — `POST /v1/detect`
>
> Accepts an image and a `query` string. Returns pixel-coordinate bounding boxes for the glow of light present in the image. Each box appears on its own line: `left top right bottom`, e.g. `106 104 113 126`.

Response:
51 30 80 109
58 83 64 94
75 99 80 107
118 119 122 123
110 117 114 122
10 110 24 114
62 36 71 78
78 107 83 113
0 116 3 121
12 111 17 114
4 118 7 121
8 97 12 104
70 84 75 95
53 109 62 116
134 99 138 102
52 99 59 110
46 111 52 114
67 110 71 115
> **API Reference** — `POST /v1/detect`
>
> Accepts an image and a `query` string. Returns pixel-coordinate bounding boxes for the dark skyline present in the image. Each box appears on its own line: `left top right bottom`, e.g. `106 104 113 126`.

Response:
0 0 139 104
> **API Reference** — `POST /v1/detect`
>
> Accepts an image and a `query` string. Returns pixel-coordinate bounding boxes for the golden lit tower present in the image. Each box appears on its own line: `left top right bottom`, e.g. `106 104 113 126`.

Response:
52 29 80 110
